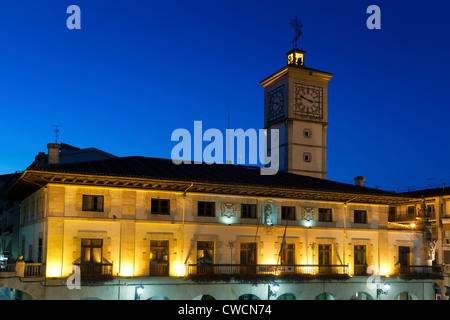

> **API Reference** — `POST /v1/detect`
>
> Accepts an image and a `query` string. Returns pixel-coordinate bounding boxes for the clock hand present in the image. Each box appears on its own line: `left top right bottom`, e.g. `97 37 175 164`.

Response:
300 95 313 103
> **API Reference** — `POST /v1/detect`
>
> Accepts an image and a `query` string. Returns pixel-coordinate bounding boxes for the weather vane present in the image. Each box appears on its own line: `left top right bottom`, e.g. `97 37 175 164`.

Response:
289 17 303 48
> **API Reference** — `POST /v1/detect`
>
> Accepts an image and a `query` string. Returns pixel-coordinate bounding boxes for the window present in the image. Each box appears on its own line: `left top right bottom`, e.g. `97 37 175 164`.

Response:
239 294 260 300
82 195 104 212
240 243 257 275
315 292 336 300
318 208 332 222
198 201 215 217
38 238 43 263
303 152 311 162
398 246 411 267
21 236 25 257
241 204 257 219
354 210 367 224
197 241 214 265
22 204 27 224
444 251 450 264
78 239 105 275
150 240 169 276
427 204 436 219
27 244 32 262
240 243 257 265
277 293 296 300
388 207 396 222
151 199 170 215
81 239 103 264
407 206 415 220
281 206 296 220
318 245 331 266
303 129 311 138
280 243 295 265
354 245 367 275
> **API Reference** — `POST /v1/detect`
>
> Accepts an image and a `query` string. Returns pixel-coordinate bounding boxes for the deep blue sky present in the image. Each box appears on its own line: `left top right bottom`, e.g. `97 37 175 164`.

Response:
0 0 449 192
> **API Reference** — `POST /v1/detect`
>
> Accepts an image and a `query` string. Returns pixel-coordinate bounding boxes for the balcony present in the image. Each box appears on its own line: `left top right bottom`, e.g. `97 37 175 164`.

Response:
395 265 443 279
74 263 113 275
149 262 169 277
0 262 15 273
0 261 44 278
24 263 45 277
353 264 368 276
187 264 349 276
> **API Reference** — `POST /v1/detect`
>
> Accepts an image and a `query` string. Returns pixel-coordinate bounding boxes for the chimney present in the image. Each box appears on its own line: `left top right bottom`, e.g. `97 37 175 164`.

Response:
354 176 366 187
47 143 61 164
34 152 47 167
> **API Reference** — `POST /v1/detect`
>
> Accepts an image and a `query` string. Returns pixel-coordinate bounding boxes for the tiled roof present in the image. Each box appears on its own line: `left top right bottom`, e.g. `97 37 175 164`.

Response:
400 187 450 198
27 156 401 197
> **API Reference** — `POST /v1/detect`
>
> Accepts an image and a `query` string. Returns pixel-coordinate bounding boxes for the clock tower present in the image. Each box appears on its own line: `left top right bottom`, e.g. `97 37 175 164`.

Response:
260 45 333 179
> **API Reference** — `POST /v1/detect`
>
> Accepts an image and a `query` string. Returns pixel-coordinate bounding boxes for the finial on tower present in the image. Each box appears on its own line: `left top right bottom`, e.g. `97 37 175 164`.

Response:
286 17 306 67
289 17 303 49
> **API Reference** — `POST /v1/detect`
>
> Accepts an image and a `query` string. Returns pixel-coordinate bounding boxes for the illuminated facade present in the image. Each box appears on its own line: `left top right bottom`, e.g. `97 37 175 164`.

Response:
389 187 450 299
0 155 440 300
0 47 443 300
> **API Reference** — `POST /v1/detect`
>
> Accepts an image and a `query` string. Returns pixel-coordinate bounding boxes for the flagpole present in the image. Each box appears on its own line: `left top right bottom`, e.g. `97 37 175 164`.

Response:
277 217 289 265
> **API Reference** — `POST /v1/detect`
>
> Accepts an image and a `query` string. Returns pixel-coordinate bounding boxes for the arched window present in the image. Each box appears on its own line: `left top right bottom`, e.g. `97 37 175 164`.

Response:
277 293 296 300
350 292 373 300
396 292 417 300
148 295 170 300
193 294 216 300
315 292 336 300
238 294 260 300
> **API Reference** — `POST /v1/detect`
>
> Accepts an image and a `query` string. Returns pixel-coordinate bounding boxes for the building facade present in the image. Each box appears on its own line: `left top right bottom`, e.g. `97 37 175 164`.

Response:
0 46 444 300
0 157 441 300
389 186 450 299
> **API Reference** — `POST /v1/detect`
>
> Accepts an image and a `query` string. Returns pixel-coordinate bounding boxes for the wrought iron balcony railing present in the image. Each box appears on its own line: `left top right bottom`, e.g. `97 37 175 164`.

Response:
187 264 349 276
74 263 113 275
396 265 442 275
150 262 169 276
353 264 368 275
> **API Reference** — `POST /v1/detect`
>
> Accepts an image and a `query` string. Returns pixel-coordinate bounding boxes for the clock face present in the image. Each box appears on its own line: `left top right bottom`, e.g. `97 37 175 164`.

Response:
294 84 323 118
268 86 285 120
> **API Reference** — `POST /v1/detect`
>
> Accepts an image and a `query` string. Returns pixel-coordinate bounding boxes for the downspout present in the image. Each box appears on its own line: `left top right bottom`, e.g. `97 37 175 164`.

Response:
343 197 357 271
181 183 194 275
61 218 65 278
343 203 347 266
43 187 48 286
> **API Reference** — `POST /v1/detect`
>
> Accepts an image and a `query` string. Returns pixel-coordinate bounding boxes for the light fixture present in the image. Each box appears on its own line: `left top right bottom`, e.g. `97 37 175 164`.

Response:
273 282 279 293
135 285 144 300
376 282 390 299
